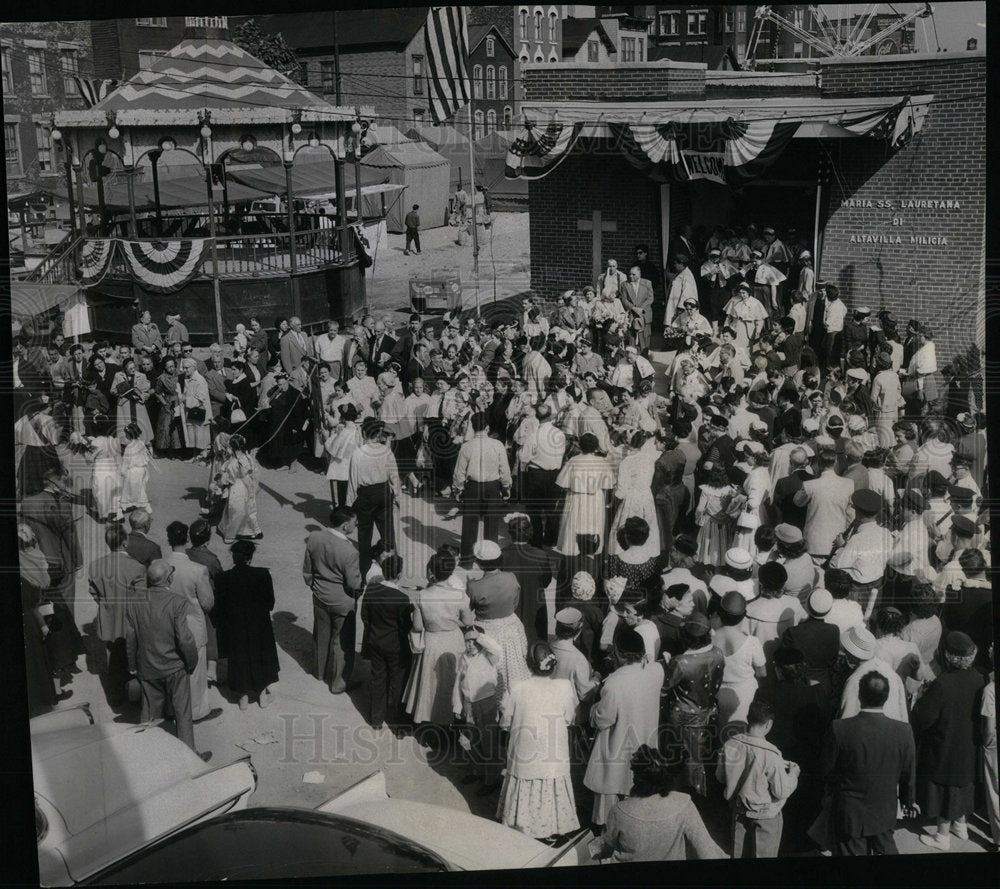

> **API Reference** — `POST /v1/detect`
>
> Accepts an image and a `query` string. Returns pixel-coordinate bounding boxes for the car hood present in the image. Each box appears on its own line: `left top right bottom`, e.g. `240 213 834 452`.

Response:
331 799 558 870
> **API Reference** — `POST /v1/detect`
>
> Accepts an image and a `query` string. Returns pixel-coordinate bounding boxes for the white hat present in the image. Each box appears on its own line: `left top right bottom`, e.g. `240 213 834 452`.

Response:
841 625 876 661
799 250 812 260
802 417 820 434
847 414 868 433
845 368 869 382
473 540 502 561
855 305 872 315
725 547 753 572
807 588 833 616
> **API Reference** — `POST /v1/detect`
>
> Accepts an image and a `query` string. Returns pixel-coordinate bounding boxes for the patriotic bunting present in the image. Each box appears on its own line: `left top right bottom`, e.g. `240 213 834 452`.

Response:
72 77 119 108
504 123 584 181
838 96 916 149
119 239 209 293
78 239 114 285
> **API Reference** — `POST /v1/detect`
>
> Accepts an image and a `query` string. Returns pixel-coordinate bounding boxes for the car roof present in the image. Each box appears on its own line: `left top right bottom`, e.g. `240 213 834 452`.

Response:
332 799 557 870
32 723 209 835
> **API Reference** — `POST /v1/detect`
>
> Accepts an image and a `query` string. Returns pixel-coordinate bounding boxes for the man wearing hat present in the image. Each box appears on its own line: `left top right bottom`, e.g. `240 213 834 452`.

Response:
763 226 792 272
794 447 854 564
550 606 600 718
780 589 840 690
664 253 699 328
838 625 909 723
818 670 918 855
619 265 654 354
933 514 984 596
723 281 768 352
700 247 733 329
939 552 992 670
949 452 982 500
829 490 892 622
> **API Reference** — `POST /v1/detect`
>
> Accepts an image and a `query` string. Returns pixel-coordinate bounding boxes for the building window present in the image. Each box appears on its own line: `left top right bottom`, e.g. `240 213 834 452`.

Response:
485 64 495 99
659 11 680 36
621 37 636 62
724 9 735 32
138 50 168 71
413 109 425 122
5 122 20 172
503 105 512 128
1 47 12 94
27 50 47 96
638 38 644 60
587 39 599 61
320 60 335 92
519 8 528 40
412 54 424 95
35 123 52 171
135 17 167 27
687 11 708 36
486 109 496 134
792 42 804 58
549 11 557 42
534 10 542 40
486 36 494 58
498 66 508 99
474 109 484 140
792 8 805 29
61 48 80 96
184 16 228 29
737 8 747 32
473 64 483 99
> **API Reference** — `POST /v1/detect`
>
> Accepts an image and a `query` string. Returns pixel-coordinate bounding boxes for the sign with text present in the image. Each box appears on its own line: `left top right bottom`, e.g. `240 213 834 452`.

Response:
680 151 727 184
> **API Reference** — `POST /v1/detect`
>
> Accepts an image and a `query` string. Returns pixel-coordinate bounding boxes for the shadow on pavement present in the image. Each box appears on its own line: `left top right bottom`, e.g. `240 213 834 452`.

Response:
271 611 316 676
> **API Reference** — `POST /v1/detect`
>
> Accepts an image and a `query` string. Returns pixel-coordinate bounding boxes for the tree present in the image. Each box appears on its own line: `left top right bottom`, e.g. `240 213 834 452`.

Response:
232 19 302 83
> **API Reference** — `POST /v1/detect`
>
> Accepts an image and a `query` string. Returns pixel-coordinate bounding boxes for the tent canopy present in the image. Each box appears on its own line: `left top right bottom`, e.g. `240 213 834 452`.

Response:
362 141 451 170
227 158 392 200
46 174 265 212
11 283 80 321
362 142 451 232
404 123 469 151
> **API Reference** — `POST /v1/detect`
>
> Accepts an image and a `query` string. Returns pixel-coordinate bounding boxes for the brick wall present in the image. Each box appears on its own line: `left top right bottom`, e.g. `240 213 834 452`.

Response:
304 50 409 122
523 63 705 101
818 54 986 363
467 5 515 50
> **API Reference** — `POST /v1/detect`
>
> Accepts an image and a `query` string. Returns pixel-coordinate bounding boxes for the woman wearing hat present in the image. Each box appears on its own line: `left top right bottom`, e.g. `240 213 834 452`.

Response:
913 631 986 850
497 640 579 841
585 628 665 826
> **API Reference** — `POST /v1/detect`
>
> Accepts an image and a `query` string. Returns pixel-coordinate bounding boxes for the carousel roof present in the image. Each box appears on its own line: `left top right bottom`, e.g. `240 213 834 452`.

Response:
55 38 369 127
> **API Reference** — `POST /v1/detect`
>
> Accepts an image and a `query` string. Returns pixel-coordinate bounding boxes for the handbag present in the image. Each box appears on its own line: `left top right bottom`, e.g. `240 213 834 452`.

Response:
736 509 761 532
408 629 425 654
187 406 206 423
229 398 247 425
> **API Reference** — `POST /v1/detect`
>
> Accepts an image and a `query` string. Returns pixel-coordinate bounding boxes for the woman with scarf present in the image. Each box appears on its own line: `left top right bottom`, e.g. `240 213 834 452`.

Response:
152 356 182 455
217 434 264 543
111 356 153 445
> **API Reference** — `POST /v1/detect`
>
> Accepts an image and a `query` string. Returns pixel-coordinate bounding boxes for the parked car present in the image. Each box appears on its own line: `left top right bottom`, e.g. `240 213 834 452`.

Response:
31 707 257 886
83 770 592 882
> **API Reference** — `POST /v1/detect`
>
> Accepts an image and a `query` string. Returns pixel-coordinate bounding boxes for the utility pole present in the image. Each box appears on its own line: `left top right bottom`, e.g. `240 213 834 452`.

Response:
332 11 342 105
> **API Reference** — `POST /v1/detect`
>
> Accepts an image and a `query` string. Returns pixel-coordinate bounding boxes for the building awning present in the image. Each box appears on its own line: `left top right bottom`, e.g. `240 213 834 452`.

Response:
11 283 81 320
226 159 395 201
44 174 266 212
507 93 933 184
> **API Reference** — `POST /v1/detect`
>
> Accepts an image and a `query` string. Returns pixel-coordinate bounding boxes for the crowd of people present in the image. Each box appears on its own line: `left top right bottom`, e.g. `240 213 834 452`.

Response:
12 218 997 860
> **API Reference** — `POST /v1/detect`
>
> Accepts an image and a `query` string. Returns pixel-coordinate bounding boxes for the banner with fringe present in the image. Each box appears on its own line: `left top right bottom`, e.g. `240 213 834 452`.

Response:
78 239 115 286
119 239 209 293
504 122 584 181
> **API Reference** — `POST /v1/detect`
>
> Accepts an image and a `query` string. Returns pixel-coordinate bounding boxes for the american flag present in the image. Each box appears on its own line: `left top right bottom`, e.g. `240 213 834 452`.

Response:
72 76 119 108
423 6 471 125
840 97 914 150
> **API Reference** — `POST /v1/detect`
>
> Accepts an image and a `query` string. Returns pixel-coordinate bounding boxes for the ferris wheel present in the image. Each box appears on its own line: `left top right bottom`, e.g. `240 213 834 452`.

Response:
744 3 937 66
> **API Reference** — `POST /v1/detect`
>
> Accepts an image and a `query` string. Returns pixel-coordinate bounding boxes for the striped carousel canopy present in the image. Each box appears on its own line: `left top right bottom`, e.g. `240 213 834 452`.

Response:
56 38 364 126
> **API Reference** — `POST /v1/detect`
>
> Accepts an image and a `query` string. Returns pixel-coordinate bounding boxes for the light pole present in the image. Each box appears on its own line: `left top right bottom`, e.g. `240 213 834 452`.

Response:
50 128 77 239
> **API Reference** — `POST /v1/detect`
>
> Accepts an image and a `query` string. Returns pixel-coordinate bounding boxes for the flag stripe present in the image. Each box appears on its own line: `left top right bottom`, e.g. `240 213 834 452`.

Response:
424 6 470 124
72 76 119 108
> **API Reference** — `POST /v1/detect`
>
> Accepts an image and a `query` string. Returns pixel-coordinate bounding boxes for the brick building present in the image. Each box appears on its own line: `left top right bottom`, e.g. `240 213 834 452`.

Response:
512 50 986 359
468 25 517 135
2 20 92 192
90 16 231 81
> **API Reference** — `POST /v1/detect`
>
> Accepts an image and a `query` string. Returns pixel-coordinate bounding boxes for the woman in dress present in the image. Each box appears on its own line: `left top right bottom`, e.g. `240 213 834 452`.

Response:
178 357 212 457
81 415 121 522
914 631 987 850
111 356 153 444
497 641 579 841
607 431 661 561
215 540 280 710
217 434 263 543
325 403 362 506
554 432 616 556
258 373 308 470
14 396 63 500
694 463 739 568
119 422 151 514
403 551 475 729
732 449 771 557
153 357 182 455
713 591 766 732
604 518 667 607
595 745 724 862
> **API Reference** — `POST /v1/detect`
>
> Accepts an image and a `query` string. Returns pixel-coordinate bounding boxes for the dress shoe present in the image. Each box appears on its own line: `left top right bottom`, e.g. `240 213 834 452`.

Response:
199 751 213 762
920 833 951 851
238 695 249 711
330 680 348 695
259 688 272 709
951 822 969 840
194 707 223 724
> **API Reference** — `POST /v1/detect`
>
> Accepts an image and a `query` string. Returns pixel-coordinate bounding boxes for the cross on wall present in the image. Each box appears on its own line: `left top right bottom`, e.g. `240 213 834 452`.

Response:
577 210 617 284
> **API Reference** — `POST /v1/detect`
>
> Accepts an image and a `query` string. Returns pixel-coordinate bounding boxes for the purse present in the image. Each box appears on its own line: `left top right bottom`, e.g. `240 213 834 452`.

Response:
736 510 761 532
229 399 247 425
187 406 206 423
408 629 425 654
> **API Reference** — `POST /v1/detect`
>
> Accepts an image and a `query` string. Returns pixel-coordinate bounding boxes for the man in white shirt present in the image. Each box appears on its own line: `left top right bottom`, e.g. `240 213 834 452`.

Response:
821 285 847 371
797 250 816 335
906 326 938 414
314 319 348 379
837 626 909 723
520 403 567 547
453 412 512 565
829 490 892 622
347 418 401 578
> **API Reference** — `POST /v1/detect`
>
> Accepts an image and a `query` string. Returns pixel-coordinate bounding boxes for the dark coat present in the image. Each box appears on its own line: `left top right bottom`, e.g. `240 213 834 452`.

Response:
214 564 280 695
772 469 811 528
125 530 162 568
502 543 552 647
911 667 986 788
361 580 412 655
820 712 916 838
780 618 840 688
941 584 993 670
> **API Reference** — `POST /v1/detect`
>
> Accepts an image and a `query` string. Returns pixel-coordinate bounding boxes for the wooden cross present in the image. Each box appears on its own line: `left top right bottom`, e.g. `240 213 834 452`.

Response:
577 210 617 285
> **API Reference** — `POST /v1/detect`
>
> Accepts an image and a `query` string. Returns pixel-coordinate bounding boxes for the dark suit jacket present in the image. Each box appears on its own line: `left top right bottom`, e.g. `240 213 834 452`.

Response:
361 580 412 654
390 332 417 368
773 469 811 528
821 711 915 838
125 531 162 568
502 543 552 646
368 334 397 371
781 617 840 686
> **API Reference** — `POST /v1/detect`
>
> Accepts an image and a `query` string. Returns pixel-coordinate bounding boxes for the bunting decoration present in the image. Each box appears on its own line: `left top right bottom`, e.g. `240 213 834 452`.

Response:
352 224 373 270
119 239 209 293
838 96 916 149
78 239 115 286
505 122 584 181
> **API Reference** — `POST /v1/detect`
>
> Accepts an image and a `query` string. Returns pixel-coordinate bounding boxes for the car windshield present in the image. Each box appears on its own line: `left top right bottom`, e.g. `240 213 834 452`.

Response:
86 809 449 883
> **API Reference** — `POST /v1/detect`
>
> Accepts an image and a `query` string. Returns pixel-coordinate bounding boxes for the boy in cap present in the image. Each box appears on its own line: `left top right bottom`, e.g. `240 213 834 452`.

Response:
717 698 800 858
829 490 892 622
453 625 504 791
550 606 601 719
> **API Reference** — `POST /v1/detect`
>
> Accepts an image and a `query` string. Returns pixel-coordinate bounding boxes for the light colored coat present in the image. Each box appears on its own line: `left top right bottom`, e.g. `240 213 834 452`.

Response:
178 371 212 450
165 550 214 647
798 469 855 557
584 661 665 796
505 676 577 780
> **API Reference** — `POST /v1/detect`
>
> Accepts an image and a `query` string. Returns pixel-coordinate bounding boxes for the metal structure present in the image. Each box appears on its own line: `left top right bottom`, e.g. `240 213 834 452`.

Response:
745 3 935 65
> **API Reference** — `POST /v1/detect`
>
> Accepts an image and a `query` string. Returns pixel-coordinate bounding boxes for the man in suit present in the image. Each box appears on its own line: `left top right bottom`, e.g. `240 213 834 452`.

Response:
669 223 697 269
164 521 220 724
780 588 840 690
390 314 423 372
367 317 397 375
620 265 655 355
360 554 411 731
125 559 205 756
772 447 812 528
88 523 145 707
819 671 918 855
304 506 364 694
794 447 855 562
125 509 162 567
280 316 312 390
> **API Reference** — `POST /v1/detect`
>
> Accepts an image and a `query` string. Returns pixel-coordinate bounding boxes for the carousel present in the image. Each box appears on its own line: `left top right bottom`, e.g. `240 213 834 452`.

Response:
50 34 381 343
